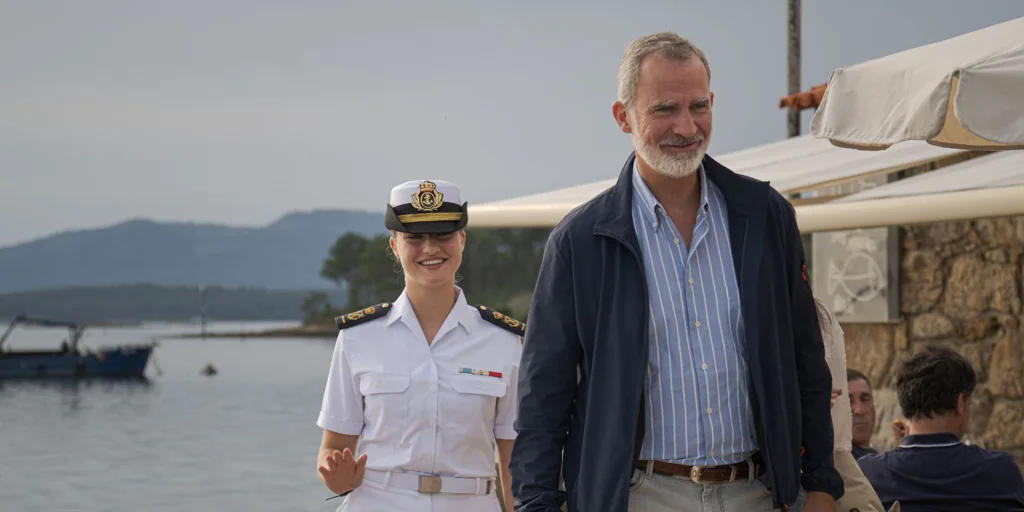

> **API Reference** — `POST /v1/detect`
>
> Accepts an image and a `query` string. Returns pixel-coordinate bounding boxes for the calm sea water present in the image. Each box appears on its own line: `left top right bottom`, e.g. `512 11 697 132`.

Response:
0 321 344 512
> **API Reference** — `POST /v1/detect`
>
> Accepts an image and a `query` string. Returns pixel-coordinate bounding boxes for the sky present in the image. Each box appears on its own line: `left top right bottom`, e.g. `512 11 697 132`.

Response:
1 0 1022 247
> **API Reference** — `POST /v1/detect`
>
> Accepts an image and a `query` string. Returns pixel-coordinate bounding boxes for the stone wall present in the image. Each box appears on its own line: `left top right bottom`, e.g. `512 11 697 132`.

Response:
841 216 1024 466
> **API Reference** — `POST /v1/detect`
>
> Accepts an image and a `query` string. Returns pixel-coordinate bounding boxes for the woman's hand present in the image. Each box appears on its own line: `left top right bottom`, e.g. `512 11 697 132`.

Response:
318 447 368 496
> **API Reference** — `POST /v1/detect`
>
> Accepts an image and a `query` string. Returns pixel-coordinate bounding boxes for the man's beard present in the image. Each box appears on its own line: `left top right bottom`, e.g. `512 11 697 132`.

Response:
633 131 708 179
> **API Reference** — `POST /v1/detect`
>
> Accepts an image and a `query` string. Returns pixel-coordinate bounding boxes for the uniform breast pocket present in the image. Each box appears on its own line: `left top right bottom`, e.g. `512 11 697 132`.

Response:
450 375 507 401
446 375 508 436
358 373 410 416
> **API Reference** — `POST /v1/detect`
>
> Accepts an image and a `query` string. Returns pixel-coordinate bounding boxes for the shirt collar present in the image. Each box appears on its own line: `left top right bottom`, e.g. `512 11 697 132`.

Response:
631 159 711 229
386 286 474 335
450 287 473 334
898 432 963 449
386 290 410 327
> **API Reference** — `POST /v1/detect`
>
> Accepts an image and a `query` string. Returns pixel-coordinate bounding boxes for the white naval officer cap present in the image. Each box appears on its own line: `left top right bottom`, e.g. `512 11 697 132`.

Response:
384 180 468 234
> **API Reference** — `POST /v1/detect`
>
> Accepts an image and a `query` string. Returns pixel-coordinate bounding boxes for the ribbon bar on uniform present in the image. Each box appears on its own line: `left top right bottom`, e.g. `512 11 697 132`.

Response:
458 367 502 378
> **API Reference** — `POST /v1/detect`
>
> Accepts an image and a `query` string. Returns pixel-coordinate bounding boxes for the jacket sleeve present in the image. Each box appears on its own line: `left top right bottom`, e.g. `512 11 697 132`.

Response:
510 228 582 512
783 205 845 500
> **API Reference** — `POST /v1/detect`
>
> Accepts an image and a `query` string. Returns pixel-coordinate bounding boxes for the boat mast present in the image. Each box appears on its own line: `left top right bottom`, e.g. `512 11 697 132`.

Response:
0 315 24 351
69 324 86 353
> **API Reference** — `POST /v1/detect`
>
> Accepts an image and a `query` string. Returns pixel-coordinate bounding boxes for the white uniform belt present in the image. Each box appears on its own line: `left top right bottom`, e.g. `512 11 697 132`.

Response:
363 469 494 495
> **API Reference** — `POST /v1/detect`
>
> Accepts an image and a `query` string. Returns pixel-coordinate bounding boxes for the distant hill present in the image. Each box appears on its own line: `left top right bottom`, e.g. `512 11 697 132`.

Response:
0 284 348 323
0 210 386 293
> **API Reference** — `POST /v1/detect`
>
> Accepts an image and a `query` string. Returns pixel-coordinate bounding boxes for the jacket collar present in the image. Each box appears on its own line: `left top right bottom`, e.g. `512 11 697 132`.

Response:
592 153 642 247
593 152 768 244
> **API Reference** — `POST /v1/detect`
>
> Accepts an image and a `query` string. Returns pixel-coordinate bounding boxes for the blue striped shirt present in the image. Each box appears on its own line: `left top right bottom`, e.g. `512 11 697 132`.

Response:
631 162 758 466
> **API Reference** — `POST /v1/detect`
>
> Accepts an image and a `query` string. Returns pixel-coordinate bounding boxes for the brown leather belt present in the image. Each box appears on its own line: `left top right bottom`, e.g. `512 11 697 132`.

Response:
636 452 765 484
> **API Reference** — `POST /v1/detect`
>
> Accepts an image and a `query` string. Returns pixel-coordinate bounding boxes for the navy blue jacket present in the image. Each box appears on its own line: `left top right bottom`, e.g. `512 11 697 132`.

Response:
510 153 843 511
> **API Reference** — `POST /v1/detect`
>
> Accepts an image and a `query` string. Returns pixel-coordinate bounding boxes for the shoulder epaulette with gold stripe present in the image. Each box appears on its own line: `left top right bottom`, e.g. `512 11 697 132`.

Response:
475 305 526 337
335 302 392 330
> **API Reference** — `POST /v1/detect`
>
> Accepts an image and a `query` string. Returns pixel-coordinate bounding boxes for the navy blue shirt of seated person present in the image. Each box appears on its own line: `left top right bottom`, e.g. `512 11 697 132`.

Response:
858 432 1024 512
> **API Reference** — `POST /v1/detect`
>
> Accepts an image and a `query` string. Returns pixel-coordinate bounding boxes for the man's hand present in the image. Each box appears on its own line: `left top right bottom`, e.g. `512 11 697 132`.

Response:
801 490 836 511
829 387 841 409
892 419 908 445
318 448 368 496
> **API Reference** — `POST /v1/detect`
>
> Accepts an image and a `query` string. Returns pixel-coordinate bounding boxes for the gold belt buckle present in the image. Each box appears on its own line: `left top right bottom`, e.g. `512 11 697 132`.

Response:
418 475 443 494
689 466 703 484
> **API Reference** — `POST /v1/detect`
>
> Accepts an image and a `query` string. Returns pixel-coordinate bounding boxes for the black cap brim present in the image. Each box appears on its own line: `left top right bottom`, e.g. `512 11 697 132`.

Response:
385 202 468 234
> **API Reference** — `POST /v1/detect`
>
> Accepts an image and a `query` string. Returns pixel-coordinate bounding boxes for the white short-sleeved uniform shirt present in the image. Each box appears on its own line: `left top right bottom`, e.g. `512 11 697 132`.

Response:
317 287 523 479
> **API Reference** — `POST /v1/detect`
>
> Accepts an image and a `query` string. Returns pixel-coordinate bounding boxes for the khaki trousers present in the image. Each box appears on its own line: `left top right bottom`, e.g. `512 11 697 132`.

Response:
627 462 778 512
834 450 886 512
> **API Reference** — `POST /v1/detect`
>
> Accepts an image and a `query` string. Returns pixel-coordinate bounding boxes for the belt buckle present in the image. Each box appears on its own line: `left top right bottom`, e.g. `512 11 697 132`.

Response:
418 475 442 494
689 466 703 484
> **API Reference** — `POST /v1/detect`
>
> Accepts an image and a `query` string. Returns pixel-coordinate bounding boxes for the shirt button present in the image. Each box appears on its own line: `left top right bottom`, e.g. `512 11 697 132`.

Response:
695 320 701 328
706 408 713 414
653 221 659 228
701 363 708 370
710 450 716 457
673 238 680 245
688 277 694 285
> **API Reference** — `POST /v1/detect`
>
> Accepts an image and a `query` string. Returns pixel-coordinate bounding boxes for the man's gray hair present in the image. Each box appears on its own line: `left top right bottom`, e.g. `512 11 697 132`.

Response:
617 32 711 111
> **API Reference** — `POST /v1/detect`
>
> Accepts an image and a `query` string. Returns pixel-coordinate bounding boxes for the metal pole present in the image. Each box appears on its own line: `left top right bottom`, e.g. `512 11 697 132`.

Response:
198 285 207 340
794 185 1024 234
787 0 801 137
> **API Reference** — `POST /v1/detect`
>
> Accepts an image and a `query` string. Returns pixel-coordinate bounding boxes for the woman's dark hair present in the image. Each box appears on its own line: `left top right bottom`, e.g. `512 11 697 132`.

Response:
895 346 976 420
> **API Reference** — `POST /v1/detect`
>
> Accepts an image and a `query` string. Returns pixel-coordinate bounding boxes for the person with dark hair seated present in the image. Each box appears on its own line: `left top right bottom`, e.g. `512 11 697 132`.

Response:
858 346 1024 512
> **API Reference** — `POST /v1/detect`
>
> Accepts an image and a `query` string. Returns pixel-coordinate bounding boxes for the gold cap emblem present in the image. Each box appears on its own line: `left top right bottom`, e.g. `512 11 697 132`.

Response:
411 180 443 212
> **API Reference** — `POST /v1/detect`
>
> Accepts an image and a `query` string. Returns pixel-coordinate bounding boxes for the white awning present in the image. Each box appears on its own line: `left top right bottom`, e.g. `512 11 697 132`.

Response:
795 151 1024 233
468 135 963 228
711 134 962 193
810 16 1024 151
837 150 1024 201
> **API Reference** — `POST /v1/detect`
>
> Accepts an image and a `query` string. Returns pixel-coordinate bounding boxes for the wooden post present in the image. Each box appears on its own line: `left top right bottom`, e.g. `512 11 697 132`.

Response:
787 0 801 137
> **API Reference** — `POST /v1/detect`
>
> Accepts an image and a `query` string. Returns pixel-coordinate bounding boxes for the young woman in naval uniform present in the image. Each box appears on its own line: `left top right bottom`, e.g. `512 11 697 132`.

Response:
315 179 524 512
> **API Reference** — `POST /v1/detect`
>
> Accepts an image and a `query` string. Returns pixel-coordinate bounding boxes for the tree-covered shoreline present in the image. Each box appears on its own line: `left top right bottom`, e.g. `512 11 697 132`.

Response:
301 228 552 327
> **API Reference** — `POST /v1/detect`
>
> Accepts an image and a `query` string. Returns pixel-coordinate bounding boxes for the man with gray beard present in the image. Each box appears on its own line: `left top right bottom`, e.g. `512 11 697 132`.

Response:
510 32 843 512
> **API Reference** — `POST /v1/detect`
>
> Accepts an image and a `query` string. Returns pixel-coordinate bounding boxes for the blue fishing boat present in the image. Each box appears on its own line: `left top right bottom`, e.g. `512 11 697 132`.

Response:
0 315 154 379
